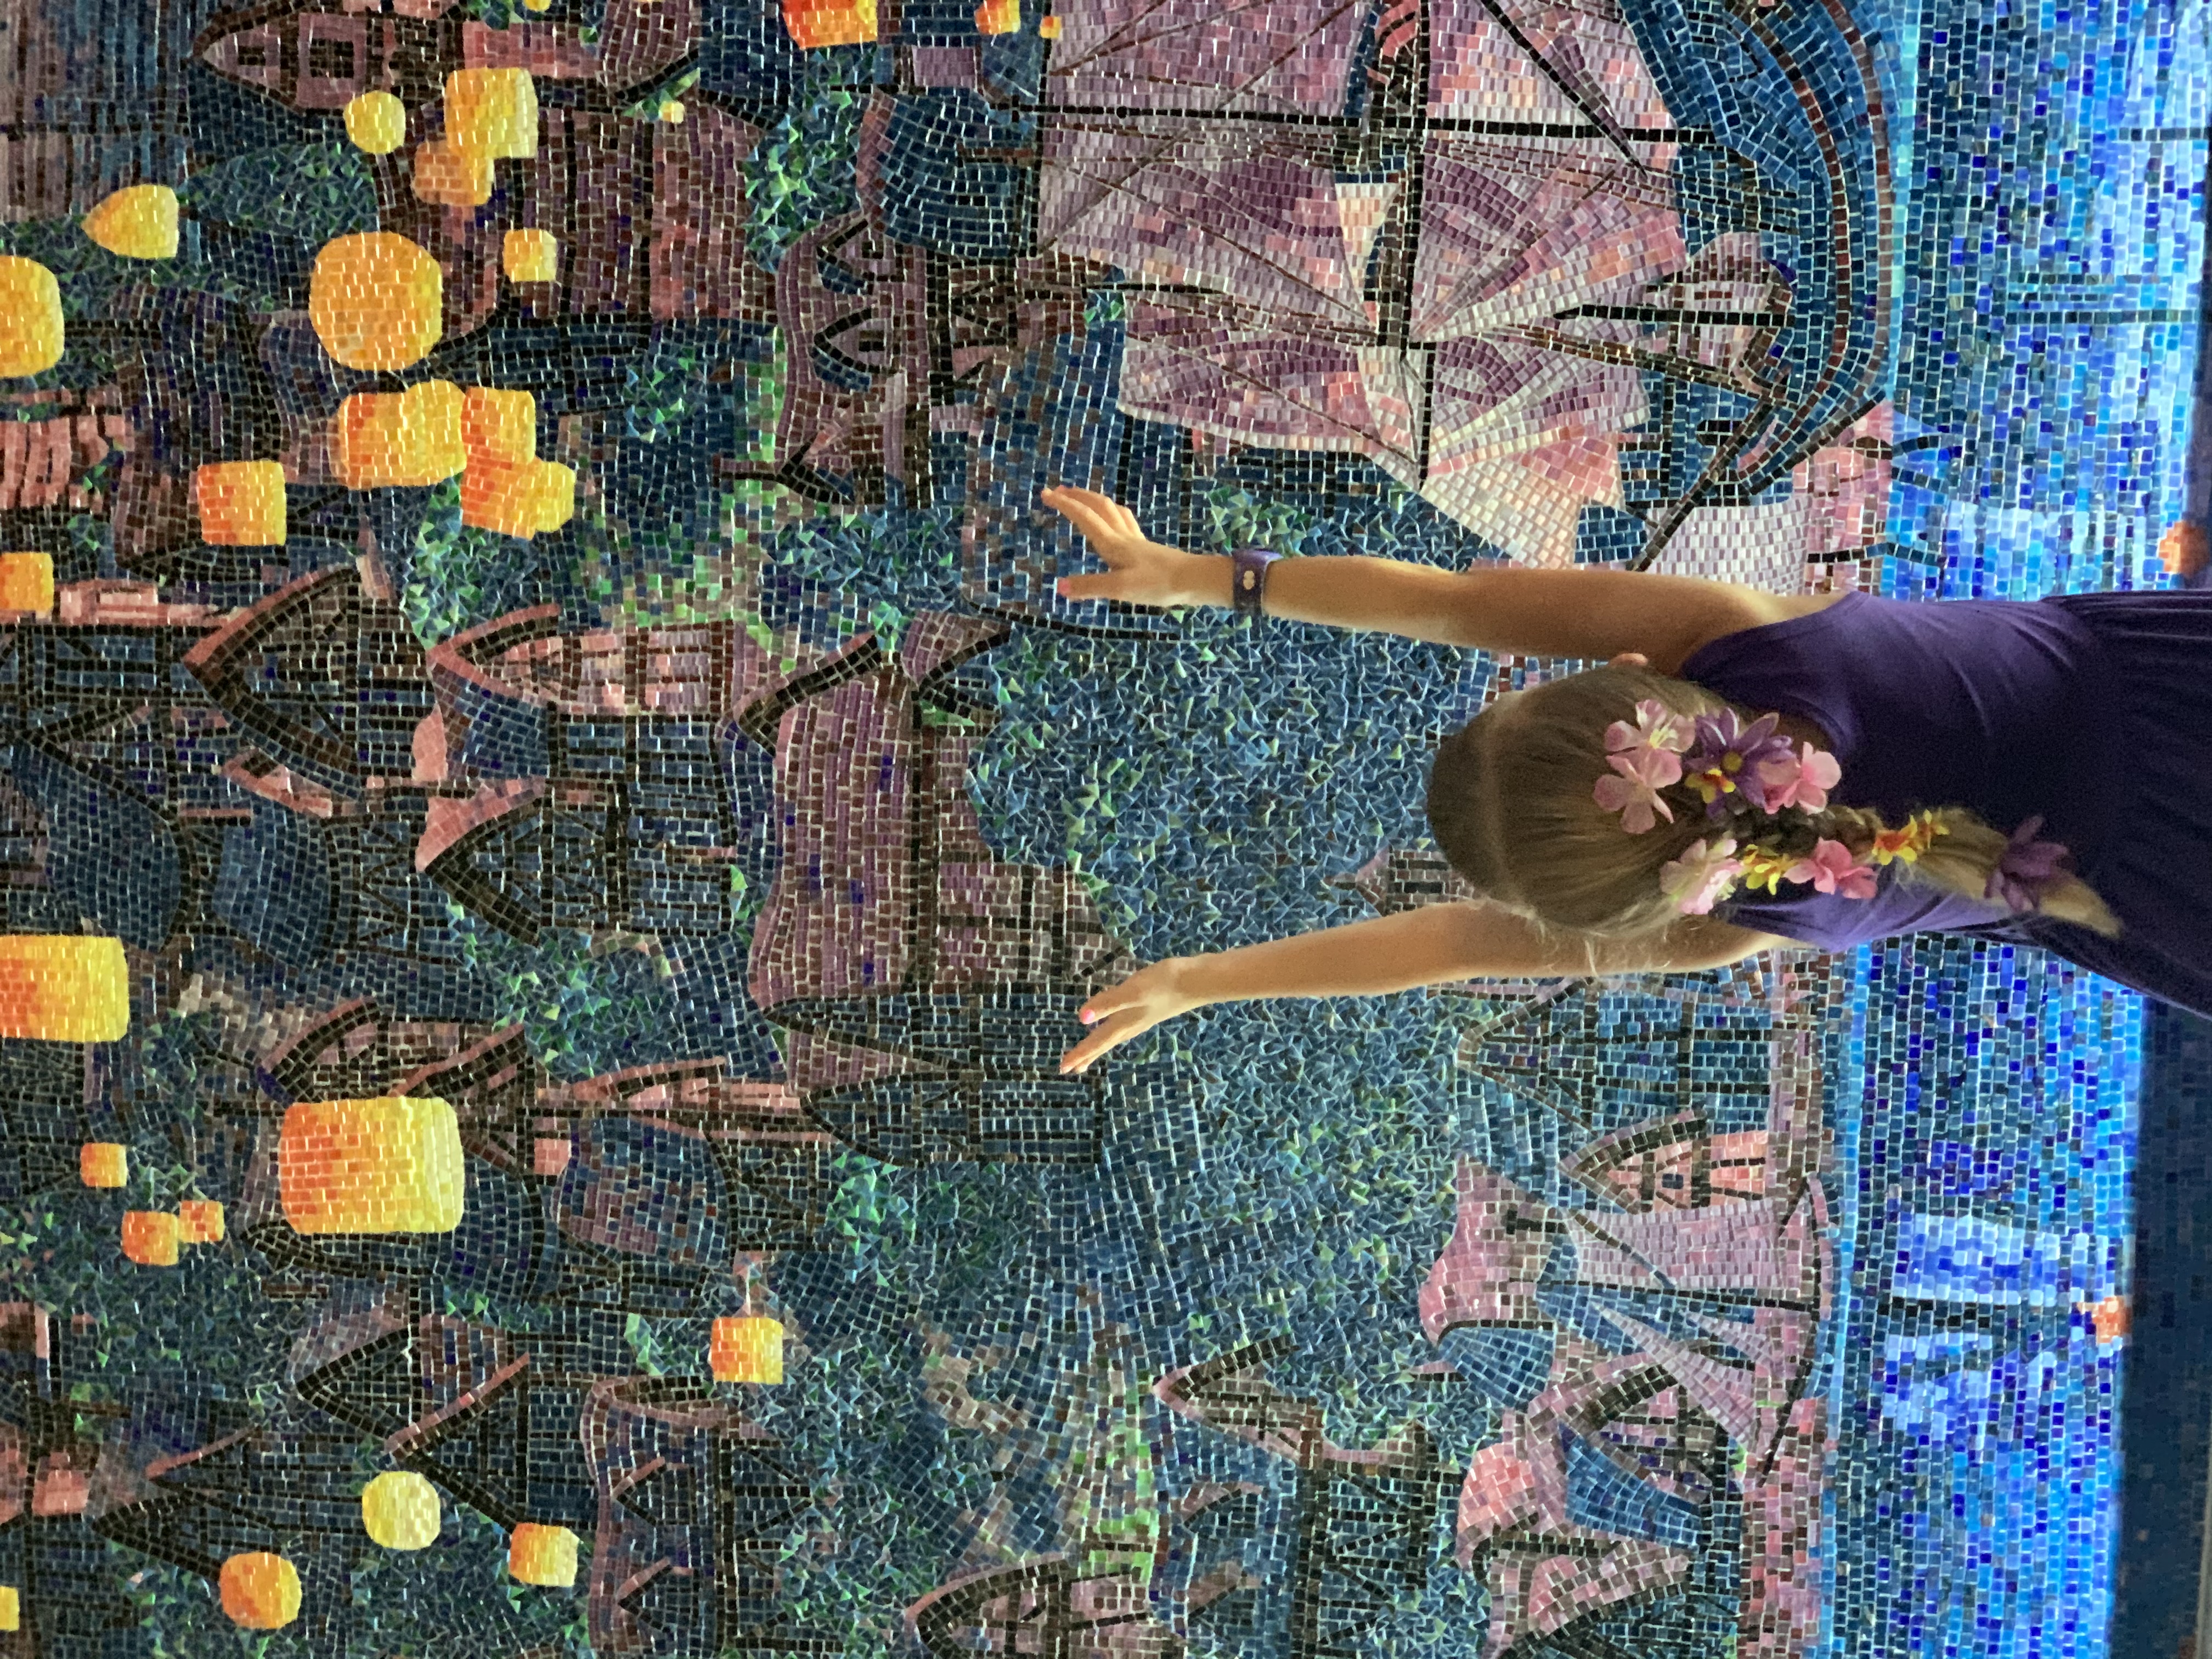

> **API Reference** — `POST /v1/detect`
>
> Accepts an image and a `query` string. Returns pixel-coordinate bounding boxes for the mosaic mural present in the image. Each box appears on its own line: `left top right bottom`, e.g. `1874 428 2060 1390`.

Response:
0 0 2205 1651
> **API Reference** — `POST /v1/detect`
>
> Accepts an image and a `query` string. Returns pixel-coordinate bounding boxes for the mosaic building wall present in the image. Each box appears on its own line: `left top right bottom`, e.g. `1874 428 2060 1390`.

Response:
0 0 2203 1651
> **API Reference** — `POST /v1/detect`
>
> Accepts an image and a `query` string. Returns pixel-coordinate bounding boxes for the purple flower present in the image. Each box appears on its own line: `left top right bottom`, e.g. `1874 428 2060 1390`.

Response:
1985 815 2073 913
1681 710 1796 815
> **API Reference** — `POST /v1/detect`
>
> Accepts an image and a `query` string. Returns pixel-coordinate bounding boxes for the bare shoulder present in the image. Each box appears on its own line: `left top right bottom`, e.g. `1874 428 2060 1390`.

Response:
1679 586 1852 662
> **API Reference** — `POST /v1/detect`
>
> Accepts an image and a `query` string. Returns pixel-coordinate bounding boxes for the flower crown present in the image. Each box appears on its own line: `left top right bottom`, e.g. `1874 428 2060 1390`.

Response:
1593 701 2066 918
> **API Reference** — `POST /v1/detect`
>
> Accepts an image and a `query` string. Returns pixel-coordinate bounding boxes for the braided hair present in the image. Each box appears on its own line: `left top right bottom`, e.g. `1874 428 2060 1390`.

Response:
1425 664 2118 940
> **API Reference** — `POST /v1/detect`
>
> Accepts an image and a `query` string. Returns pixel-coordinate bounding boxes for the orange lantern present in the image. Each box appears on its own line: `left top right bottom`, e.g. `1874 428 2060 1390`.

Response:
710 1316 785 1384
333 381 466 489
0 554 54 616
0 936 128 1042
0 258 64 377
193 461 287 546
1039 13 1060 34
121 1211 179 1267
460 458 573 538
503 229 558 283
308 233 443 372
82 185 180 260
219 1552 301 1629
279 1097 465 1235
178 1199 226 1244
974 0 1019 32
412 137 494 208
783 0 877 47
445 69 538 160
462 387 537 467
78 1143 128 1189
507 1523 579 1587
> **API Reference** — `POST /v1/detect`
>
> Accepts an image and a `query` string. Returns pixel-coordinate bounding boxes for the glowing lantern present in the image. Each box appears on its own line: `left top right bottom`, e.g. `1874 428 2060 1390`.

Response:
362 1471 442 1549
194 461 287 546
279 1097 465 1235
309 233 443 372
178 1199 225 1243
0 1587 15 1630
79 1143 128 1189
0 936 128 1042
461 458 572 537
462 387 537 466
121 1211 179 1267
82 185 180 261
412 137 493 207
659 100 686 123
444 69 538 159
333 381 465 489
503 229 558 283
0 258 64 377
345 91 408 154
0 553 54 616
507 1523 578 1587
974 0 1020 32
219 1553 301 1629
1039 12 1060 34
783 0 877 47
710 1316 785 1384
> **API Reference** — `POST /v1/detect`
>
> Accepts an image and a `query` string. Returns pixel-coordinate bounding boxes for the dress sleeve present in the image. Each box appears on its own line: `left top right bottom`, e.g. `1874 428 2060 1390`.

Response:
1719 866 2017 951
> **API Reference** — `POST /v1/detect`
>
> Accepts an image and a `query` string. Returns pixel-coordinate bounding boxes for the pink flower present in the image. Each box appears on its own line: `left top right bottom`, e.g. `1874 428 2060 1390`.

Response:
1786 838 1877 900
1756 743 1843 812
1593 747 1683 834
1605 699 1694 759
1660 836 1742 915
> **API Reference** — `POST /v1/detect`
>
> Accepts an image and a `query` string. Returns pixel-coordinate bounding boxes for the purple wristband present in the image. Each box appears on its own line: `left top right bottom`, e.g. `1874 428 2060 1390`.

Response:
1231 548 1282 618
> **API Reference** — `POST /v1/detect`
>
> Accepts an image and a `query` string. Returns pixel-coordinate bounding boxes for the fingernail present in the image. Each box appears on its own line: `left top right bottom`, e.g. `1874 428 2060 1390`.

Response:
1079 1009 1097 1024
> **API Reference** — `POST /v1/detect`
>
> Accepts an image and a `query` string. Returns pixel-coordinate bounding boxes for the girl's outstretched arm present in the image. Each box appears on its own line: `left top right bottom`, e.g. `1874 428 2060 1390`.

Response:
1042 487 1829 673
1057 903 1780 1074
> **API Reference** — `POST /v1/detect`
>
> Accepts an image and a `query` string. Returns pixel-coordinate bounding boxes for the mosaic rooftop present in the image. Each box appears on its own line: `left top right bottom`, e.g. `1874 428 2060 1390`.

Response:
0 0 2207 1652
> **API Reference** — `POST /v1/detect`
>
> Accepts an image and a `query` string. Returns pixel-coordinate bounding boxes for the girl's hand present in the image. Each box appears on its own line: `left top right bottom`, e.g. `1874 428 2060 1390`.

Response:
1059 958 1207 1075
1043 487 1226 611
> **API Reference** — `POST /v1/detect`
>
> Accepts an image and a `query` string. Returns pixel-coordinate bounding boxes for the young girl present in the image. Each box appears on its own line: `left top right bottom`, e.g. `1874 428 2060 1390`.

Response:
1041 486 2205 1075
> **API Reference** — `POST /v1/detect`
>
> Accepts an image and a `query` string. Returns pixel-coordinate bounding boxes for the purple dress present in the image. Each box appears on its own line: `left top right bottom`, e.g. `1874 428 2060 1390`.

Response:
1680 588 2212 1016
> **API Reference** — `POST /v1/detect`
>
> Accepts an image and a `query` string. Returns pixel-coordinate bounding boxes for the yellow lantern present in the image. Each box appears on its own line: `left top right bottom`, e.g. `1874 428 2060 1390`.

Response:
659 100 686 123
362 1470 442 1549
444 69 539 159
411 137 494 208
194 461 287 546
309 233 443 372
178 1199 225 1243
279 1097 465 1235
0 552 54 616
121 1211 180 1267
344 91 408 155
0 257 64 377
503 229 558 283
0 1586 15 1631
710 1316 785 1384
219 1553 301 1629
79 1143 128 1189
507 1523 578 1587
783 0 877 47
332 381 465 489
0 936 128 1042
974 0 1020 33
82 185 180 260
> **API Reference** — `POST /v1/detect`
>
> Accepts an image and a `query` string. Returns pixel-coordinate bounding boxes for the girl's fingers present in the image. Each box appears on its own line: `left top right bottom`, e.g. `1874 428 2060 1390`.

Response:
1056 572 1122 602
1077 977 1150 1023
1060 1005 1155 1074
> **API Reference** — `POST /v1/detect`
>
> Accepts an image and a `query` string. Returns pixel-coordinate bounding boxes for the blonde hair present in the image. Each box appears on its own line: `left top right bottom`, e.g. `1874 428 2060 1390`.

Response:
1424 664 2119 940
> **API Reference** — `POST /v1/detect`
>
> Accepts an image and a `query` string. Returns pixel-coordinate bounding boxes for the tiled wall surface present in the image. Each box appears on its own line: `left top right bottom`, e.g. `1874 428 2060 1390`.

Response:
0 0 2203 1652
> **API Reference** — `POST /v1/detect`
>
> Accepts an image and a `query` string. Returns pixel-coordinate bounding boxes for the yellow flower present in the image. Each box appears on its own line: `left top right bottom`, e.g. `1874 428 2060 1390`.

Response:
1871 811 1945 866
